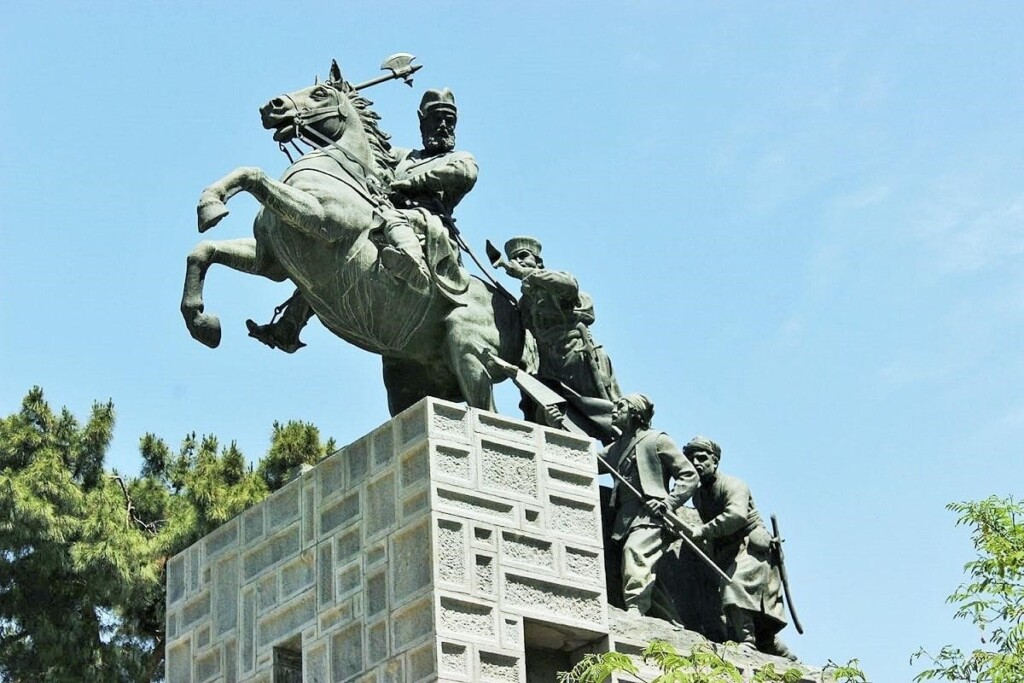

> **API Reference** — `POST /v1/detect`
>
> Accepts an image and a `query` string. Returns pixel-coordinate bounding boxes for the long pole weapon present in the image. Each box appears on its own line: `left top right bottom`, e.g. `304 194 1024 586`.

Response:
485 352 732 584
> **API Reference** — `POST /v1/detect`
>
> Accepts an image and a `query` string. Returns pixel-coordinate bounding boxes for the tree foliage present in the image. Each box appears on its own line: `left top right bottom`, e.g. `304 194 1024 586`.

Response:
559 640 810 683
0 388 334 682
913 496 1024 683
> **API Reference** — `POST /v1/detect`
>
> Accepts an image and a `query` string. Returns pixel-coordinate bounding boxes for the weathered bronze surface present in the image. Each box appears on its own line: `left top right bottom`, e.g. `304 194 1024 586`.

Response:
181 59 522 415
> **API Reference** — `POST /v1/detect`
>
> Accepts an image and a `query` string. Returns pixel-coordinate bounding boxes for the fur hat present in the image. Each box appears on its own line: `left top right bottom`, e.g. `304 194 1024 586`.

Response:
419 88 457 118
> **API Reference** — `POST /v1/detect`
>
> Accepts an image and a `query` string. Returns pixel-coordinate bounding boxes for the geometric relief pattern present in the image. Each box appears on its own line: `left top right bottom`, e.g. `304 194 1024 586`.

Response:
166 398 607 682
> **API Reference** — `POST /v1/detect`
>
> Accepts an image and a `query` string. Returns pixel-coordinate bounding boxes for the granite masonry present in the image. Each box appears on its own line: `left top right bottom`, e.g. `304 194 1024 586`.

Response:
166 398 824 682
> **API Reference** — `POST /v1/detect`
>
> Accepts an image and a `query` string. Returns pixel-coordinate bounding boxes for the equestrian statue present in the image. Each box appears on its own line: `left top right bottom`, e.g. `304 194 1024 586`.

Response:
180 58 523 415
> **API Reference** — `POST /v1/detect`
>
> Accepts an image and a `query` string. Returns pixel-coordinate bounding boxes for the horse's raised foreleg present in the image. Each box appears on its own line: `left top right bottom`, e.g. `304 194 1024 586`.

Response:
198 167 327 236
181 237 285 348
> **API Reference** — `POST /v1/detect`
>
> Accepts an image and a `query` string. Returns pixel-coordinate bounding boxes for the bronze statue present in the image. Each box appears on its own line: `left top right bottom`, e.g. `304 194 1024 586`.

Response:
492 236 621 427
245 86 479 352
683 436 796 660
599 394 698 622
181 59 523 415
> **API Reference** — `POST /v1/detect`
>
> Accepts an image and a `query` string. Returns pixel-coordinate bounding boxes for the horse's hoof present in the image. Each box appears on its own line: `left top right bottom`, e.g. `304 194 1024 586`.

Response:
190 313 222 348
197 200 229 233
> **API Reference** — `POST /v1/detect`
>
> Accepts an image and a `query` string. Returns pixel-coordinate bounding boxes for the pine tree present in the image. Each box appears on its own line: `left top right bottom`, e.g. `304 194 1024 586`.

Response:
0 388 332 681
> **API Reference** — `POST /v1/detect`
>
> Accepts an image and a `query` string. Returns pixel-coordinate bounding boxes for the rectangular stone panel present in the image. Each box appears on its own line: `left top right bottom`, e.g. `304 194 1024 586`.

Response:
257 572 278 613
405 640 437 683
225 639 237 683
318 543 334 608
501 531 554 571
436 488 516 525
318 454 345 500
367 620 388 666
546 467 595 493
548 495 600 542
204 519 239 558
347 437 370 487
214 556 239 636
398 401 427 448
434 443 472 482
280 550 315 598
195 647 221 682
243 526 300 580
542 431 594 469
476 413 535 445
181 591 211 630
430 402 470 443
243 505 265 546
402 489 430 519
373 425 395 469
436 518 467 586
305 644 328 683
479 651 520 682
168 554 185 605
166 637 192 683
257 593 316 648
331 622 364 682
366 473 396 537
266 481 300 533
480 440 538 499
241 591 256 674
503 573 603 625
321 489 361 537
390 518 432 602
366 571 387 618
400 445 429 491
336 526 362 564
337 561 362 598
439 596 496 640
564 546 601 579
439 640 468 676
475 554 495 596
391 596 434 651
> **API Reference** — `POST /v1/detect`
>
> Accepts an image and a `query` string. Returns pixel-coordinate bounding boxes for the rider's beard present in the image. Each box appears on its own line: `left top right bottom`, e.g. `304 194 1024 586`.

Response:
423 130 456 154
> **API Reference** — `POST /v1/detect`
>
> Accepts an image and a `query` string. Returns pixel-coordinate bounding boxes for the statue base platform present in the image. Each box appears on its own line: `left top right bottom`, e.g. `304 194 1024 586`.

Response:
164 398 822 682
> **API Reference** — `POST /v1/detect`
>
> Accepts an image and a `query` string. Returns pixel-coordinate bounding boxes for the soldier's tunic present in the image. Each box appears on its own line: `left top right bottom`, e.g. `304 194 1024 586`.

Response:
391 147 478 216
600 429 697 618
692 473 786 632
518 270 620 401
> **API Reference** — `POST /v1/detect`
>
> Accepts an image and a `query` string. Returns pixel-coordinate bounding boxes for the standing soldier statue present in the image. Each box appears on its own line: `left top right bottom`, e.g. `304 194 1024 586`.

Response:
683 436 797 660
601 394 698 622
493 236 621 428
247 88 479 352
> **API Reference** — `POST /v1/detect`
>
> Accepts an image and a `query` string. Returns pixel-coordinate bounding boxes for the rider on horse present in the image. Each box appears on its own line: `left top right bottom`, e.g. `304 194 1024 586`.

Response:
247 87 478 353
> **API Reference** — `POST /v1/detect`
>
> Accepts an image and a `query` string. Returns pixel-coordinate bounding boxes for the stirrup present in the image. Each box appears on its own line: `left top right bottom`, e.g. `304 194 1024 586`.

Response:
245 319 307 354
380 246 431 291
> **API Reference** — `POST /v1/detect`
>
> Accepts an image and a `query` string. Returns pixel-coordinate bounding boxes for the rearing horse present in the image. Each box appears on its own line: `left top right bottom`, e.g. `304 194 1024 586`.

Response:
181 61 523 414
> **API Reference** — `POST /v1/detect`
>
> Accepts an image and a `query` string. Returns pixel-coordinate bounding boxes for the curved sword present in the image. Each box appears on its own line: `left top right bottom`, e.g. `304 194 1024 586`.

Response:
771 513 804 634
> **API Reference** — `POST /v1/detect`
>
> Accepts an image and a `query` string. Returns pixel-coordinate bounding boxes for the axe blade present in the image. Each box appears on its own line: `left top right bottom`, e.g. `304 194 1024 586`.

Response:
379 52 422 84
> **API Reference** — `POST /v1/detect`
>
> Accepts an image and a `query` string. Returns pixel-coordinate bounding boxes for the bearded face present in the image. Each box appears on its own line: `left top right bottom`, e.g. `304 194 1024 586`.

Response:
420 110 457 154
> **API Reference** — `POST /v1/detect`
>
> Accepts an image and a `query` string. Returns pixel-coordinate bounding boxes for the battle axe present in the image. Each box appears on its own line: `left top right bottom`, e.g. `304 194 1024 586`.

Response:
355 53 423 91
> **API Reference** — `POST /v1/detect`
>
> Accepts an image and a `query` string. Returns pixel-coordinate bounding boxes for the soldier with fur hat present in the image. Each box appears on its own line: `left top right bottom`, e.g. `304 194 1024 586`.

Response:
684 436 795 659
497 235 621 416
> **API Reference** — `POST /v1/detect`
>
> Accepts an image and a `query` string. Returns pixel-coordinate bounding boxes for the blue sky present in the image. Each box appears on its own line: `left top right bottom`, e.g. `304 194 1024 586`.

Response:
2 2 1022 679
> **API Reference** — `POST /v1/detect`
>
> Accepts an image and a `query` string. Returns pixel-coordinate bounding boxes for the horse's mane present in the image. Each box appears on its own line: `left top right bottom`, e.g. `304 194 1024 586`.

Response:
337 80 399 184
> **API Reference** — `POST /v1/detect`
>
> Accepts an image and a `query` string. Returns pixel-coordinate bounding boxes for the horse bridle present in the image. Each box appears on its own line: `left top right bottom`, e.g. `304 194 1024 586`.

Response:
278 85 385 197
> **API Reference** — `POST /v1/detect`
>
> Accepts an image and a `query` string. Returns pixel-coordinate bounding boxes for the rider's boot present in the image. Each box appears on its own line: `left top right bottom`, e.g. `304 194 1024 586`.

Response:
377 209 431 292
245 290 312 353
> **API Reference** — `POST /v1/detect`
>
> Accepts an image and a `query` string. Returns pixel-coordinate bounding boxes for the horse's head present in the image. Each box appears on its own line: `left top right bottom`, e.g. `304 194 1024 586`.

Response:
260 60 355 146
260 60 396 183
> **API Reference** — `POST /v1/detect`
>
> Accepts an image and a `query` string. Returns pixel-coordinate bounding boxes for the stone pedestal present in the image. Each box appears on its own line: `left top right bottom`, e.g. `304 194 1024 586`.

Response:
165 398 607 682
